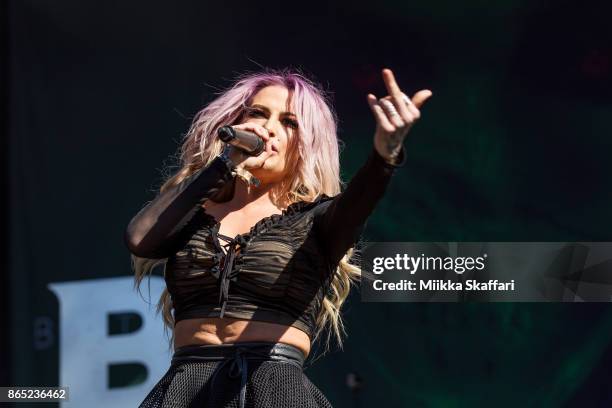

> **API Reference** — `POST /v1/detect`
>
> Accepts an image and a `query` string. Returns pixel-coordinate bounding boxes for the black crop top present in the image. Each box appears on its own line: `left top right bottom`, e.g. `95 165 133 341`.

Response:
125 146 405 338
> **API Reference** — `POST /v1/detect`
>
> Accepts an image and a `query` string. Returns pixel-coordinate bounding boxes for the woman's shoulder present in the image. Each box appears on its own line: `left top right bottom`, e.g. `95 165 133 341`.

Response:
283 193 336 217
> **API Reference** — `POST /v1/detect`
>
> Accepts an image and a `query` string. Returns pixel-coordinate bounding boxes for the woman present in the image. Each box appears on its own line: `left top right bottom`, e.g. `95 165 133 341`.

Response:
125 67 432 407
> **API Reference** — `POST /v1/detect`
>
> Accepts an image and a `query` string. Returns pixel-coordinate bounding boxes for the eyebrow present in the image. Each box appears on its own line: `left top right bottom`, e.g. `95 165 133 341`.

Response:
249 104 296 117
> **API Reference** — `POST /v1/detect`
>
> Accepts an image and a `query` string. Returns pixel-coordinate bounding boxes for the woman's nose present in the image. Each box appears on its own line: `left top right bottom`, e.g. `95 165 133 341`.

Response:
263 122 276 137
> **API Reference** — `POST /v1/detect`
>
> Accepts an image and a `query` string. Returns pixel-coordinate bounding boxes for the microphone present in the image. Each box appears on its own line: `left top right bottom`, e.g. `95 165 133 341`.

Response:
217 126 265 156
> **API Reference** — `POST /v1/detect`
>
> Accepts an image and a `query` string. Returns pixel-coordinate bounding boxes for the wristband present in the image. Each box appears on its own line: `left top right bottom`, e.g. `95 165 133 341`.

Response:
218 144 261 187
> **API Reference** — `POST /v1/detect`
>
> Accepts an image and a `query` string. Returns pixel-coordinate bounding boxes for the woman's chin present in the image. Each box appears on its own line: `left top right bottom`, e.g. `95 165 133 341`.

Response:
252 158 278 173
250 165 287 185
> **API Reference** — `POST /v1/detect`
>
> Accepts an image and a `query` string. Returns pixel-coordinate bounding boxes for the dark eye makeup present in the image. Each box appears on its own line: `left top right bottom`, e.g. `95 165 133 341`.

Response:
247 107 299 129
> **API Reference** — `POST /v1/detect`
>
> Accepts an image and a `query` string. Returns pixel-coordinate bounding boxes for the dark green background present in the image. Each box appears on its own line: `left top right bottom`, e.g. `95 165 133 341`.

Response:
5 0 612 406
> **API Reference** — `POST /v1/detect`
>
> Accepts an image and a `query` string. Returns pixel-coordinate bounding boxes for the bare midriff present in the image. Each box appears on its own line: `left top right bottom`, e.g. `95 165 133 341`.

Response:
174 317 311 358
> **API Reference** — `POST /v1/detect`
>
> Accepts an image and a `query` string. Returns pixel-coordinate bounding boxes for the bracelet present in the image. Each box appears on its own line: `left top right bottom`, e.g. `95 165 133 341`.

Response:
218 145 261 187
373 144 407 168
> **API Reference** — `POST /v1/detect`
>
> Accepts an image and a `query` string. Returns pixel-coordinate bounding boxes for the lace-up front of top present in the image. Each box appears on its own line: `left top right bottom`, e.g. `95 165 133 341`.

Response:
214 232 248 317
125 147 405 338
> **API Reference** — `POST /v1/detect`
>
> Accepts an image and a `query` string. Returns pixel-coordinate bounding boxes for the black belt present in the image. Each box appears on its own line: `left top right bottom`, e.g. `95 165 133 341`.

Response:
171 342 305 408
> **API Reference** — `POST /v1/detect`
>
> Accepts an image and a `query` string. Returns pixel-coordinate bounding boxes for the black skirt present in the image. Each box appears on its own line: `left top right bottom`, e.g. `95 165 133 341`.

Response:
138 342 333 408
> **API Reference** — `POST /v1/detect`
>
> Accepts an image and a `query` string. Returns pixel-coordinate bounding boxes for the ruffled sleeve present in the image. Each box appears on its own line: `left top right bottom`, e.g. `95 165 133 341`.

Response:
124 155 236 259
312 146 406 265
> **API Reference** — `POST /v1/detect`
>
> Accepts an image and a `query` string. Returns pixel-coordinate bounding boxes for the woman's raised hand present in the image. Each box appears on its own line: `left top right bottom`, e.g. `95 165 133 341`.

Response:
367 68 432 163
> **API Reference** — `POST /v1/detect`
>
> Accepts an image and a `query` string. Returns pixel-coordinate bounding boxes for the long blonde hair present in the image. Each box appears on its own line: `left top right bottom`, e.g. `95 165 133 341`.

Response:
132 68 361 353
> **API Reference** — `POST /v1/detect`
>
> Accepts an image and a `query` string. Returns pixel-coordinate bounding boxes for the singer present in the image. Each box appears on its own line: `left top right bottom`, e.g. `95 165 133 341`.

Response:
125 68 432 407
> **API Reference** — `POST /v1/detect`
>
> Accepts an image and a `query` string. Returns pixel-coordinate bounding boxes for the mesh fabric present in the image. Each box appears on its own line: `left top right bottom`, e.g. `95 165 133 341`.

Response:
138 359 332 408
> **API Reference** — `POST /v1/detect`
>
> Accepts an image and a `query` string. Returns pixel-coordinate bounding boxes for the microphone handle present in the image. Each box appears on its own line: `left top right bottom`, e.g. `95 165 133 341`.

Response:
217 126 265 156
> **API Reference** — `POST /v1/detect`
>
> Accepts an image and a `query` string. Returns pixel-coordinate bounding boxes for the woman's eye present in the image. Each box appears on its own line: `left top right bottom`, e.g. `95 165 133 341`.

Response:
248 109 265 117
284 119 299 129
247 109 297 129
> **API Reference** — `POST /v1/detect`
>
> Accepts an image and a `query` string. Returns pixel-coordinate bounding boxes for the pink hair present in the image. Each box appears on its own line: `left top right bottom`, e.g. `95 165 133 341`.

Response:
136 69 358 352
179 68 342 204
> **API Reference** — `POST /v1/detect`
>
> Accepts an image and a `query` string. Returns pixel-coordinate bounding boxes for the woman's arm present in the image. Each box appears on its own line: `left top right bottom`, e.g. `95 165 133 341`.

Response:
313 146 405 265
124 153 236 259
314 68 432 265
124 123 273 259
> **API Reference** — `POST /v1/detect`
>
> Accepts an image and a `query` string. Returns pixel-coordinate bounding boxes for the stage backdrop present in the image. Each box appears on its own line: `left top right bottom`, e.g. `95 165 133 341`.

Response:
5 0 612 407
